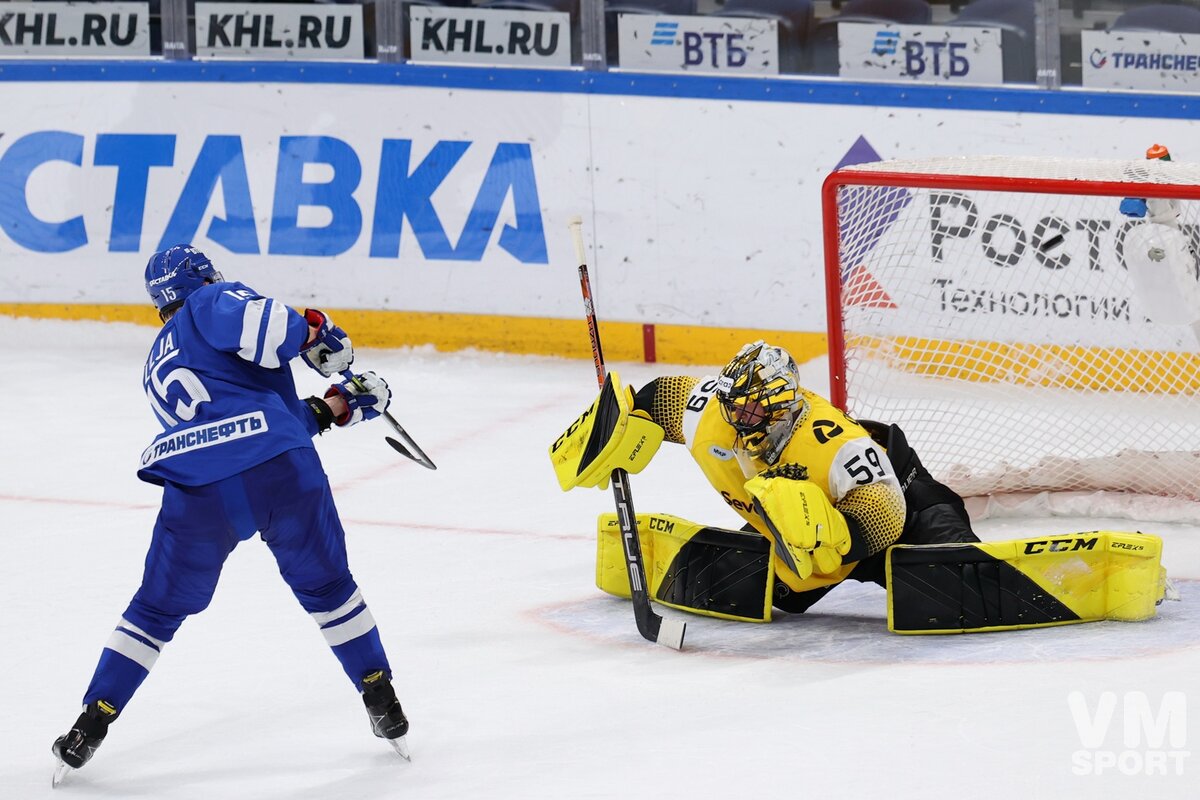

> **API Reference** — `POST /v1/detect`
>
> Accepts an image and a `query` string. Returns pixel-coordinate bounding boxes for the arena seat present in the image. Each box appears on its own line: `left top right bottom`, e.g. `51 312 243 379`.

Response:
479 0 577 12
810 0 933 74
712 0 815 73
823 0 932 25
606 0 699 65
1111 3 1200 34
402 0 475 7
948 0 1035 83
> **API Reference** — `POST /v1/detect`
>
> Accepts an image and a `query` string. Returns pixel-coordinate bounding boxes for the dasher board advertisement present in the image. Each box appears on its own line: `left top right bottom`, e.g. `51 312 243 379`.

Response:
0 2 151 58
195 2 364 60
617 14 779 75
838 23 1003 84
1082 30 1200 92
409 6 571 68
2 68 1200 339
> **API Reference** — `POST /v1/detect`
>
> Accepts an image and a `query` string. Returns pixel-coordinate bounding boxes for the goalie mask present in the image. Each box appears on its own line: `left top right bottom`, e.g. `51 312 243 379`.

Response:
716 341 807 466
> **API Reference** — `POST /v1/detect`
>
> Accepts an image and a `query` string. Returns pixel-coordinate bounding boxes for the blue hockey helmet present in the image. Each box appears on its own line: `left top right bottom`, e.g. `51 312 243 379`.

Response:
144 245 222 313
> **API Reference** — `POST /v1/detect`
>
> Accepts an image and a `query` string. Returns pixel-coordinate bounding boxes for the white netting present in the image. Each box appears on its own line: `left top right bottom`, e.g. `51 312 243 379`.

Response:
827 156 1200 518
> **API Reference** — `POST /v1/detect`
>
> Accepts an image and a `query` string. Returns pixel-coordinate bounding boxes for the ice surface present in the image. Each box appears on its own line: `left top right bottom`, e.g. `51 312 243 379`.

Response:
2 317 1197 799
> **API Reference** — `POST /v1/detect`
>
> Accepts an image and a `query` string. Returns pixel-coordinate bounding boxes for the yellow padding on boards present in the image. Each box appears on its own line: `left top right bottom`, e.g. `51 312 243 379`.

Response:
886 531 1167 634
0 303 828 366
595 512 774 623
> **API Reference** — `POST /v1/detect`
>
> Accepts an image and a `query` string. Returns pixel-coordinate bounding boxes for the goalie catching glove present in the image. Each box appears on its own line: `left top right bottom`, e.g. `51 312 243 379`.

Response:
550 371 665 491
745 466 852 580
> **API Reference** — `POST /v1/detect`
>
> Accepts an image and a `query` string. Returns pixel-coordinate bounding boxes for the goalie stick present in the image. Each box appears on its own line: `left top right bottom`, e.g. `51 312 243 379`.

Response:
340 370 438 470
568 215 686 651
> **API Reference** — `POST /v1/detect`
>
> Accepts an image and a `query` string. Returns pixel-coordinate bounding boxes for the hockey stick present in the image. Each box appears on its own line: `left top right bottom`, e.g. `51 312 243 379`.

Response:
568 216 686 651
340 370 438 470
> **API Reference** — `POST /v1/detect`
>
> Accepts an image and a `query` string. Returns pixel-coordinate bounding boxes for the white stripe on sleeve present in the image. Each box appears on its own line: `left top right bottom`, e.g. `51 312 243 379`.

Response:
257 299 290 369
238 298 269 363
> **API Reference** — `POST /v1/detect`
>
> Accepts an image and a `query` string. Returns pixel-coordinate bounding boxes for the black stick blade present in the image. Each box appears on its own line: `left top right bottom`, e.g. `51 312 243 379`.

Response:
386 436 437 470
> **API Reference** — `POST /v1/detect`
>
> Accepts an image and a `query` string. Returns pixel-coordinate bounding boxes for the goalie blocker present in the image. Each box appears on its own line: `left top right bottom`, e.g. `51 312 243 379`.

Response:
597 517 1170 633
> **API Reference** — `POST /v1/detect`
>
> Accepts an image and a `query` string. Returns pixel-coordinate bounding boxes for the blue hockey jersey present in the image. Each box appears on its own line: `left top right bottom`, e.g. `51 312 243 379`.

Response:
137 281 318 486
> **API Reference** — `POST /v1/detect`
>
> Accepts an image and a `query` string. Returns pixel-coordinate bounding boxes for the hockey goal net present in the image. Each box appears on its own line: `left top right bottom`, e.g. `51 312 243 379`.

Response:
823 155 1200 519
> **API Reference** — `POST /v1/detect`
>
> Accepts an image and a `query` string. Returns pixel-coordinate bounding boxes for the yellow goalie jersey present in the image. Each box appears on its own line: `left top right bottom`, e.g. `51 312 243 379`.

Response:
639 375 907 593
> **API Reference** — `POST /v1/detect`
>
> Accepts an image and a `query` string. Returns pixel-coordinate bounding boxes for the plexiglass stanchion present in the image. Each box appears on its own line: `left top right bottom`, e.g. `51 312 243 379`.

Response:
580 0 606 71
1035 0 1062 89
376 0 403 64
161 0 190 61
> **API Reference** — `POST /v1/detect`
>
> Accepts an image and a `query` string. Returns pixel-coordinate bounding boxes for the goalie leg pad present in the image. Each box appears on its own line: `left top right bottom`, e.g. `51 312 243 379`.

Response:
886 531 1167 634
597 513 774 622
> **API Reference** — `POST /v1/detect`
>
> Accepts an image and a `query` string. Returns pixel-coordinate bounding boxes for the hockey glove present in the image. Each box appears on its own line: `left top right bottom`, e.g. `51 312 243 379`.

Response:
301 308 354 377
549 371 664 491
744 469 852 580
325 371 390 427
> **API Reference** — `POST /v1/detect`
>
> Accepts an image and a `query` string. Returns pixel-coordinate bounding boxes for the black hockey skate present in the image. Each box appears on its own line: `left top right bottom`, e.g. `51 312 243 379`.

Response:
361 670 410 761
51 700 118 787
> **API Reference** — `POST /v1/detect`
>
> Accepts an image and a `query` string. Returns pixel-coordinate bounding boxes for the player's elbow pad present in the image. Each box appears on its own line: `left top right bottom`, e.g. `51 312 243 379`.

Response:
549 371 665 491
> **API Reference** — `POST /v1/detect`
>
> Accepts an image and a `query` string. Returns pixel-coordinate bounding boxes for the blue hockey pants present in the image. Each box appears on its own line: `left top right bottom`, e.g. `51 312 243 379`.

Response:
82 448 392 711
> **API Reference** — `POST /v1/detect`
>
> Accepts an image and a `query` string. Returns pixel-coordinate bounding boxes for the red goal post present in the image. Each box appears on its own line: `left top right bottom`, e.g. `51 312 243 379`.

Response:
822 155 1200 518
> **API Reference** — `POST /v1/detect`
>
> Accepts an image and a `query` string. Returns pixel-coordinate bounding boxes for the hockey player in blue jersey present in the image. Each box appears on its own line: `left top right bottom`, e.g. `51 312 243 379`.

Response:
51 244 410 784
